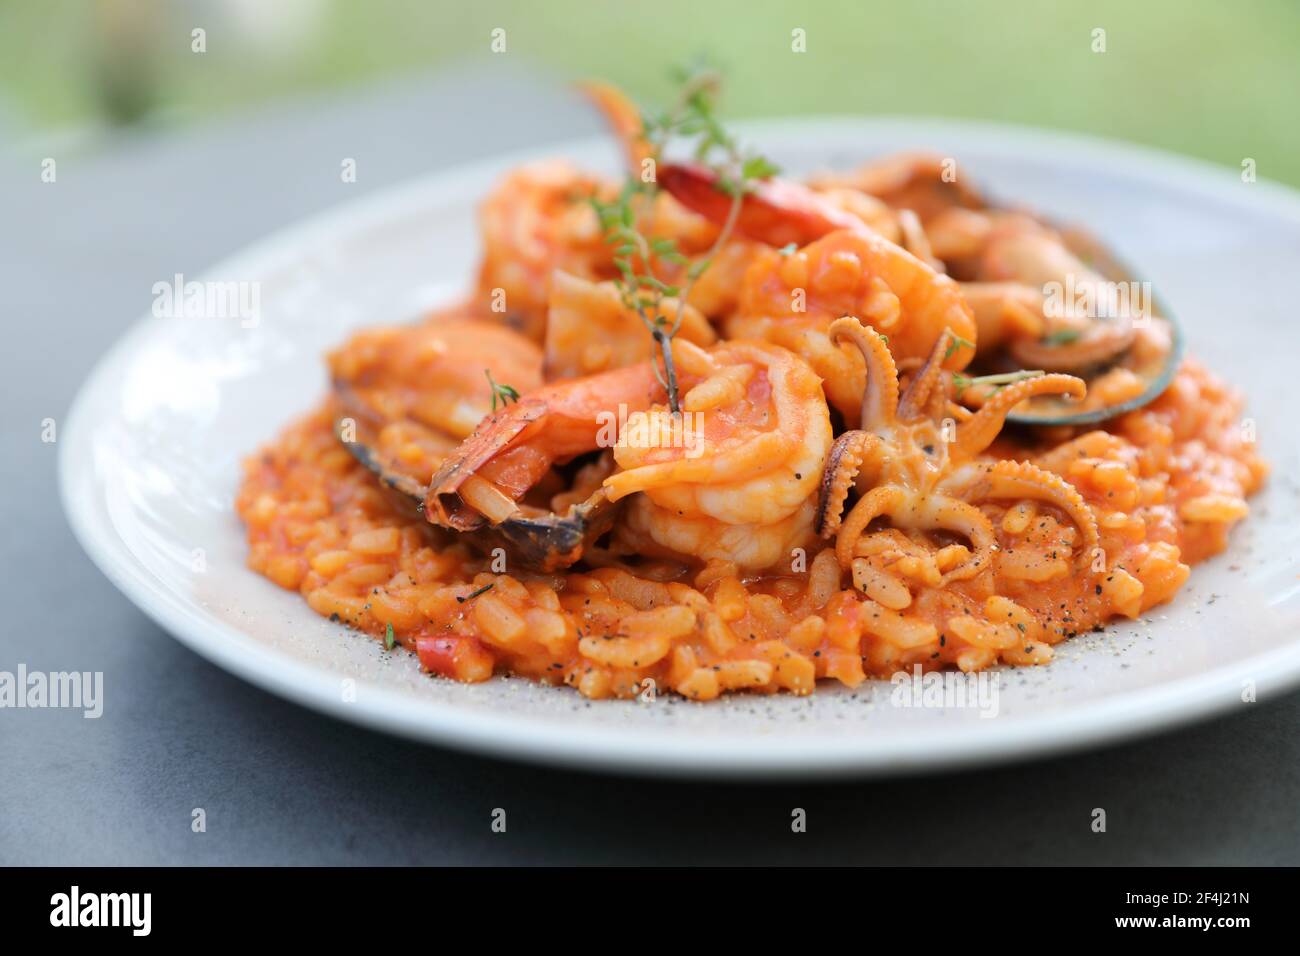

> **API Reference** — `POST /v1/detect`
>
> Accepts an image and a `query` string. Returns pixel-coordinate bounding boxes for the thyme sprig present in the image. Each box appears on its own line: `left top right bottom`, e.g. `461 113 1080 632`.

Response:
589 65 779 414
952 369 1045 397
944 333 975 360
485 368 519 413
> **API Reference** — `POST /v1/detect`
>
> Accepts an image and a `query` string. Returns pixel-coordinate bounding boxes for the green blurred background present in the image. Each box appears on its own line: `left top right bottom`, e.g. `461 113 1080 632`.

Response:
2 0 1298 184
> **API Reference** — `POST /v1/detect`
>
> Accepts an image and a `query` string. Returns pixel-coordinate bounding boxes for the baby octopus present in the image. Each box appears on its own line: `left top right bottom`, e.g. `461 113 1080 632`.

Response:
816 316 1098 591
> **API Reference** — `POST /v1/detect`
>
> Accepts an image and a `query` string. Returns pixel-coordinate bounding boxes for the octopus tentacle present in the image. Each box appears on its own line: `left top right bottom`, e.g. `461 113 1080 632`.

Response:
948 459 1101 564
920 495 999 584
896 329 953 422
834 486 997 583
952 373 1086 461
944 398 973 422
816 430 881 538
828 316 899 433
835 485 908 569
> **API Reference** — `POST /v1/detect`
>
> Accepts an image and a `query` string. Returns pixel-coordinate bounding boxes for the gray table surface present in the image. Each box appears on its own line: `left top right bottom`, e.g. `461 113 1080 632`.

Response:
2 64 1296 866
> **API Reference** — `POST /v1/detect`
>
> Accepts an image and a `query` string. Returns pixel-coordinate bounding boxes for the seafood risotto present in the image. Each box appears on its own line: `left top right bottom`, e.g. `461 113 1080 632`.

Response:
237 79 1266 701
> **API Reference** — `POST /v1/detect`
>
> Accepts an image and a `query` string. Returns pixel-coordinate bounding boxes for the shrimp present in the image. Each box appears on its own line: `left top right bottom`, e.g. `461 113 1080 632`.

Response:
426 338 832 570
544 271 716 380
425 356 670 532
608 341 833 569
475 161 614 341
812 187 903 243
659 162 977 425
735 231 976 425
924 207 997 263
735 227 977 368
924 208 1042 275
659 161 867 247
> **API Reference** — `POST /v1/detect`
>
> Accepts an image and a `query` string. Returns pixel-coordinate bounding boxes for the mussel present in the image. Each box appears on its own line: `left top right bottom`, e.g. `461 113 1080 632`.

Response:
985 223 1184 428
334 411 618 573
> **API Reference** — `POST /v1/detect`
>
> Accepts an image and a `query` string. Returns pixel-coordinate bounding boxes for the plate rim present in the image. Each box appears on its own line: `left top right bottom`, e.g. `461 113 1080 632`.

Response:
60 116 1300 779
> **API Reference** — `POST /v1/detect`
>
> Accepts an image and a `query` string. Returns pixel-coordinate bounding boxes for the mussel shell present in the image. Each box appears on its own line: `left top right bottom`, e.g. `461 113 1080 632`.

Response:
334 416 617 572
1003 230 1184 427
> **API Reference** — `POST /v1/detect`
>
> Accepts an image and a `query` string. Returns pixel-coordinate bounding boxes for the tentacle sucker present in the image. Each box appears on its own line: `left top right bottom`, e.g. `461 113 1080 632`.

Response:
919 494 999 584
833 485 998 582
816 430 881 538
951 373 1085 461
896 328 953 422
835 485 908 570
828 316 899 432
942 459 1100 564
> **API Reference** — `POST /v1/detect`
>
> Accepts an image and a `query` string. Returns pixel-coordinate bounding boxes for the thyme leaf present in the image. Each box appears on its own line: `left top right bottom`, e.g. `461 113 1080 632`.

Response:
590 62 778 414
952 369 1045 396
485 369 519 412
944 333 975 360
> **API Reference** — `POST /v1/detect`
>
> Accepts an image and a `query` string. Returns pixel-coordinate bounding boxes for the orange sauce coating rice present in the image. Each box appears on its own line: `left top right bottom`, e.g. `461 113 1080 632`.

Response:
237 358 1265 700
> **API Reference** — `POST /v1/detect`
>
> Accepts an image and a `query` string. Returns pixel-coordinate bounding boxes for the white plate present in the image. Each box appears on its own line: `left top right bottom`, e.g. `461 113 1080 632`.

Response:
61 119 1300 778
